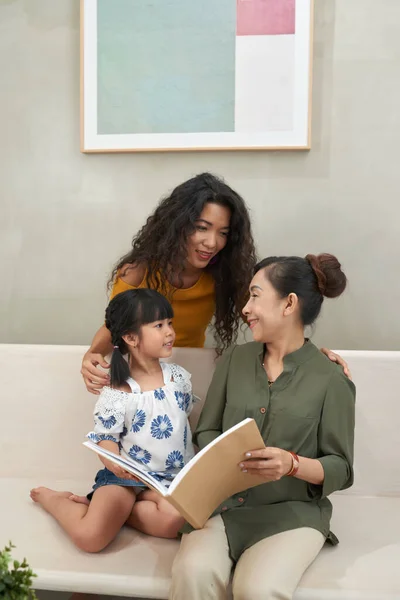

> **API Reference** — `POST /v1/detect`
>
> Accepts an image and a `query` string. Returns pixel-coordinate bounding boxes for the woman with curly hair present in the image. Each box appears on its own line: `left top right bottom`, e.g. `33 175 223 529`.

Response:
81 173 349 394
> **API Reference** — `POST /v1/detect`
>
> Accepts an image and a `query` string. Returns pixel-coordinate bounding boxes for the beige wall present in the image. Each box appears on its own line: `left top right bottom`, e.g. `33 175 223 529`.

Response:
1 0 399 350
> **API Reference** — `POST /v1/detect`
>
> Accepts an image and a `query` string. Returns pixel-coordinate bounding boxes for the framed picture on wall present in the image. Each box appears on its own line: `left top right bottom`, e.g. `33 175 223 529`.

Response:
80 0 314 153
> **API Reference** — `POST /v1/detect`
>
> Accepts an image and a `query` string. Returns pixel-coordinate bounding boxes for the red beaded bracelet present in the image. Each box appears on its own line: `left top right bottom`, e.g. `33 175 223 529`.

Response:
286 451 300 477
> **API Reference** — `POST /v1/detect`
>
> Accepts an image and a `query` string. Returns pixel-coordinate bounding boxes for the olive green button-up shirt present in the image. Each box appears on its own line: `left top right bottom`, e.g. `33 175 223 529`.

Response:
190 340 356 562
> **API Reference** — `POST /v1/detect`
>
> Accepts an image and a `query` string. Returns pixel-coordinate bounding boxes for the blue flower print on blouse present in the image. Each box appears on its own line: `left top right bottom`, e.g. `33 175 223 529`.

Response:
151 415 174 440
184 393 191 413
154 388 166 401
184 425 188 450
122 424 128 438
98 415 117 429
174 391 184 411
174 391 191 413
165 450 184 471
87 432 118 444
131 409 146 433
128 445 152 465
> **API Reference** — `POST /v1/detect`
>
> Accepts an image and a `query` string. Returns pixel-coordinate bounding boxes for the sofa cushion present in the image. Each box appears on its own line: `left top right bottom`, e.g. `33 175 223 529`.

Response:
1 479 399 599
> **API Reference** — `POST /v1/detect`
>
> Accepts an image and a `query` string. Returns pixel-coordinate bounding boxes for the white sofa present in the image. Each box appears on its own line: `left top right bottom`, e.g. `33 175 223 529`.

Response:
0 344 399 600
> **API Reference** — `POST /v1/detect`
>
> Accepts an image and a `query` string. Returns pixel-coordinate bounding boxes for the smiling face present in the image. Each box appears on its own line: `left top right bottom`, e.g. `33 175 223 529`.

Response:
242 269 297 343
186 202 231 269
124 318 176 359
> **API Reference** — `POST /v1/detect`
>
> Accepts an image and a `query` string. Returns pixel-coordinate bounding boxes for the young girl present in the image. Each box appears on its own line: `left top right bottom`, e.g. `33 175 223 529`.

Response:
31 289 195 552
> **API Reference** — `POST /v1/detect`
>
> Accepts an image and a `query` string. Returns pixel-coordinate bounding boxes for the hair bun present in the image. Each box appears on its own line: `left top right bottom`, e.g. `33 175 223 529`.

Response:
305 253 347 298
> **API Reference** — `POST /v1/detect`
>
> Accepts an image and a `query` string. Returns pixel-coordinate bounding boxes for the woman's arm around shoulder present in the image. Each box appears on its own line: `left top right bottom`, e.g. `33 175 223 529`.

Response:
81 325 112 394
320 347 352 379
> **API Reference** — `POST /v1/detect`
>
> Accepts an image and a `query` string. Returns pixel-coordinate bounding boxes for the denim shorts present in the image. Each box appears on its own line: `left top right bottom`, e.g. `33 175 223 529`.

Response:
87 467 147 501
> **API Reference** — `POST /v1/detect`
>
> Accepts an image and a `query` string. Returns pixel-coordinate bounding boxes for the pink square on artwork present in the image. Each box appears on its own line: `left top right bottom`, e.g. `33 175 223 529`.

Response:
237 0 296 36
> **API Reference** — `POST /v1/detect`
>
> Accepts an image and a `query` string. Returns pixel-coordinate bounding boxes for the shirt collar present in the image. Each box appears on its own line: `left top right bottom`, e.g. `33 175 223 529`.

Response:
257 338 319 370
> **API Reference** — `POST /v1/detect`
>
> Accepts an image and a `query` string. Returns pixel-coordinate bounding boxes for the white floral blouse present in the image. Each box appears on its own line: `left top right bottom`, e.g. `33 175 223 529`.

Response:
87 363 195 487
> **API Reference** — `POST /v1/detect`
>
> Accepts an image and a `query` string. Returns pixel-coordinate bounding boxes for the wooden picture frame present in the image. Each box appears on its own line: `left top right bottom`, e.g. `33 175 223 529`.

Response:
80 0 314 153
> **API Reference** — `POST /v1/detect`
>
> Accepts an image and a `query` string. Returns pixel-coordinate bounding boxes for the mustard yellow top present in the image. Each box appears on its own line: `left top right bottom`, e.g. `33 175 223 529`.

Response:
109 271 215 348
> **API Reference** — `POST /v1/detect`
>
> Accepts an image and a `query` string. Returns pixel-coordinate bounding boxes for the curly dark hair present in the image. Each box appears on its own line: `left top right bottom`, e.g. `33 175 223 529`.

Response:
108 173 257 354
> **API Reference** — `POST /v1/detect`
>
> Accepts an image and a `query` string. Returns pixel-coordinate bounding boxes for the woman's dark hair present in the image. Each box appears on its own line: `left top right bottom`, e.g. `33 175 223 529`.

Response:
255 253 347 326
105 288 174 387
108 173 256 354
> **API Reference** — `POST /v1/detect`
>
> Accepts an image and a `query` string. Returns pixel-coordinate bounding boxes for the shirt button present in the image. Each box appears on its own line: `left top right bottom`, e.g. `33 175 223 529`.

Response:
260 407 266 414
237 497 244 503
221 506 228 511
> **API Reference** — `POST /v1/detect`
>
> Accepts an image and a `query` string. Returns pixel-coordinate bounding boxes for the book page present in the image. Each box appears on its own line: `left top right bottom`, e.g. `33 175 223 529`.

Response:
83 441 168 495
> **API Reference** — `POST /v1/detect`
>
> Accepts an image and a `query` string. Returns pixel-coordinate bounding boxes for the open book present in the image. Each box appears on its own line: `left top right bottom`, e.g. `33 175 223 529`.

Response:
83 418 266 529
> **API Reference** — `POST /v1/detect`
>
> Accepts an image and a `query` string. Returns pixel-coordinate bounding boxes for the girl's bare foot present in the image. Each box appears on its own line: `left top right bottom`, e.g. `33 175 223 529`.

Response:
30 487 73 504
69 494 90 506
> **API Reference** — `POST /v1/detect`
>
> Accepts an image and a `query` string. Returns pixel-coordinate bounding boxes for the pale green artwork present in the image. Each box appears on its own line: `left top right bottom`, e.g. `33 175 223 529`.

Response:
81 0 314 151
97 0 236 135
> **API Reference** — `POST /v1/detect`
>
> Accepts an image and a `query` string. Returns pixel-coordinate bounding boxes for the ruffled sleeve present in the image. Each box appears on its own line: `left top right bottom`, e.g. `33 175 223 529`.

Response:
168 363 194 416
87 387 129 445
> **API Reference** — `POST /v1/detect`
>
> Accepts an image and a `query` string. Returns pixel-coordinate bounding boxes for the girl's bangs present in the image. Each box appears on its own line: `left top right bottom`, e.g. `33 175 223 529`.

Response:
139 293 174 325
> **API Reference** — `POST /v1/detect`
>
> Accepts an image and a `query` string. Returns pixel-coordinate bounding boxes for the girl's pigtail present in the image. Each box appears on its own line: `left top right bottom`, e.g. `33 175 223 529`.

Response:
105 302 131 388
109 343 130 388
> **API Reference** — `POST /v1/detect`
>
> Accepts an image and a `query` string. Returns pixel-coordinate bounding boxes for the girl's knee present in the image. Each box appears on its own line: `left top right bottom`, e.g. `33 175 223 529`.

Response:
152 500 185 538
156 513 185 539
72 528 111 553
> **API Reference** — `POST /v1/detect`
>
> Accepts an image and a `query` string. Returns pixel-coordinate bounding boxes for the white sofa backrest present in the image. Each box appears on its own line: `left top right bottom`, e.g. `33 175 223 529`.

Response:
0 345 399 497
337 351 400 497
0 345 216 481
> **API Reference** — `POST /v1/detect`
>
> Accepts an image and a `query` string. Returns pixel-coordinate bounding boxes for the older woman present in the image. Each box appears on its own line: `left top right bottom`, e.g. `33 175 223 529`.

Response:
170 253 356 600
